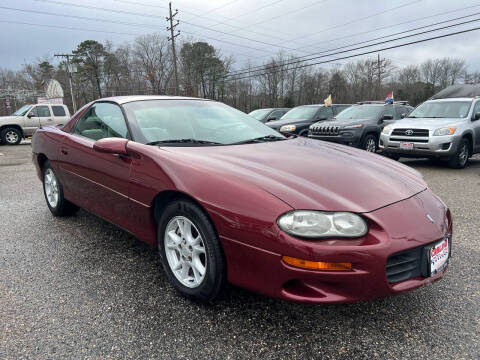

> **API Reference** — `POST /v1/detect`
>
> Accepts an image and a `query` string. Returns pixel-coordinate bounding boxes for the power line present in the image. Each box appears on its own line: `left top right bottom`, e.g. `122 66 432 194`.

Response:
227 11 480 77
32 0 306 53
225 25 480 82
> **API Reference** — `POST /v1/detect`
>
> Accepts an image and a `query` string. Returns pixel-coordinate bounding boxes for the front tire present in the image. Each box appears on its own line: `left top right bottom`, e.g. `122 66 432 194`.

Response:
42 161 79 216
448 138 470 169
158 200 226 303
1 127 22 145
362 134 378 152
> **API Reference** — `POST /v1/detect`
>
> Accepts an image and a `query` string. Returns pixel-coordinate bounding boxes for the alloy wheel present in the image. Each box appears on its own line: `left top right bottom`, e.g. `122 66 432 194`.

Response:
44 168 59 208
5 130 19 144
365 138 376 152
458 143 468 166
164 216 207 288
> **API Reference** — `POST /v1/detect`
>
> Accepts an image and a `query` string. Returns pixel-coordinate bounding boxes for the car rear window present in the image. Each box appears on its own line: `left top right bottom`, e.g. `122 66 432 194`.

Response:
52 106 66 117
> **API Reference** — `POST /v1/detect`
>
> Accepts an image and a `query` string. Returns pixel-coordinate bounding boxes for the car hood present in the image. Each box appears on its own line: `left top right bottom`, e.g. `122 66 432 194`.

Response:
162 138 427 213
391 117 466 130
266 118 312 127
311 118 373 128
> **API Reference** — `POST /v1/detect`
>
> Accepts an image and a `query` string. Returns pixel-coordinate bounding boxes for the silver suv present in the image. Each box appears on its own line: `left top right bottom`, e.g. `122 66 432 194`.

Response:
380 90 480 168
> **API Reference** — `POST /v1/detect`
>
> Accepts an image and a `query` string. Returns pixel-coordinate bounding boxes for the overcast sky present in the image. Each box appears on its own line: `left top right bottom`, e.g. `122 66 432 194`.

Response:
2 0 480 72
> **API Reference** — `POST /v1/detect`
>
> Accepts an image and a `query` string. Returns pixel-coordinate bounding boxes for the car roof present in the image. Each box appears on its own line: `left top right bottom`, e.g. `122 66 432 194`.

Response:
97 95 212 105
426 97 474 102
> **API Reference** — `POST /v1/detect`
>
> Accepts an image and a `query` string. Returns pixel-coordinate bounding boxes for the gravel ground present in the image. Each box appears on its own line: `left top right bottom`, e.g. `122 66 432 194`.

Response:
1 143 479 359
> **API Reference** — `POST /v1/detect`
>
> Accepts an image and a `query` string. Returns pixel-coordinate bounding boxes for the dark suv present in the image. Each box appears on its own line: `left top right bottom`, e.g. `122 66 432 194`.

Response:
266 104 351 136
308 101 413 152
248 108 290 123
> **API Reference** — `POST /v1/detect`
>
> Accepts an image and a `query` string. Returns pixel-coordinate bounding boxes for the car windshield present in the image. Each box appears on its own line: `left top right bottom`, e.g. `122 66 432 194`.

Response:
408 101 472 118
281 106 320 120
335 105 383 120
12 105 31 116
123 100 286 146
248 109 271 120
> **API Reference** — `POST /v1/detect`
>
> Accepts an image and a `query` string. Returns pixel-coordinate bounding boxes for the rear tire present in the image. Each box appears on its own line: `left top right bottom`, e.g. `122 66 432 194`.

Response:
362 134 378 152
42 161 79 216
1 127 22 145
158 199 226 303
448 138 470 169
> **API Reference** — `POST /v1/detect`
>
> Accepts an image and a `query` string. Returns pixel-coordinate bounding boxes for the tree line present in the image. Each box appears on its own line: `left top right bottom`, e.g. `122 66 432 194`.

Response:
0 33 475 116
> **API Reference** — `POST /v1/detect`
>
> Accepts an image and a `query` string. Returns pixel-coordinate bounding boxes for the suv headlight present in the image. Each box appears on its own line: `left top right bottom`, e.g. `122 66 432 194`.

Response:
280 125 296 132
433 127 456 136
277 211 368 239
382 124 393 135
342 124 363 129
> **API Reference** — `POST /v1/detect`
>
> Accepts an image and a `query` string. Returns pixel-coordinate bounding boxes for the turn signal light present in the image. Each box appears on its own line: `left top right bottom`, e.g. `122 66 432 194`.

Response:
282 256 352 271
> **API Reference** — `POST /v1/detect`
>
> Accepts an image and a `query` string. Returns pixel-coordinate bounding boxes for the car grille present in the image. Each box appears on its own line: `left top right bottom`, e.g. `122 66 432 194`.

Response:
392 128 429 137
386 236 449 283
310 125 340 136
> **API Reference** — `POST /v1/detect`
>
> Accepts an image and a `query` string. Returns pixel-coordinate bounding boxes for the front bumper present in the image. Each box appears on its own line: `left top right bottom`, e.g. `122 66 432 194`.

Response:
379 133 461 158
308 132 362 147
221 189 452 304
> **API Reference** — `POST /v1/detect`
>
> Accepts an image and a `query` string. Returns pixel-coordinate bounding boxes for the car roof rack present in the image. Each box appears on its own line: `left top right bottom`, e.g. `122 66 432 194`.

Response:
356 100 409 105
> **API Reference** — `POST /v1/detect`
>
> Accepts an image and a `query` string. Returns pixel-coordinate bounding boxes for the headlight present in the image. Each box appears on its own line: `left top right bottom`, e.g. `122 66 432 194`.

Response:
280 125 296 132
277 211 368 239
433 127 456 136
382 124 393 135
342 124 363 129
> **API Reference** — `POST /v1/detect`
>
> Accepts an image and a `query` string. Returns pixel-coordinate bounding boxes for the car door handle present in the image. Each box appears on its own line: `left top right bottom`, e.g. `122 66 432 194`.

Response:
47 118 53 121
60 146 69 155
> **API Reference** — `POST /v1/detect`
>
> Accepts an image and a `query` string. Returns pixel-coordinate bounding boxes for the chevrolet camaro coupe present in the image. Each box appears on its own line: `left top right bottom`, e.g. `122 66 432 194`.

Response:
31 96 452 304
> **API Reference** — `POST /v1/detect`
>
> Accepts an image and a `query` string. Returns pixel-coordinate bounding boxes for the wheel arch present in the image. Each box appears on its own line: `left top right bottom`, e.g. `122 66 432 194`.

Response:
0 124 24 138
37 153 49 170
461 131 474 155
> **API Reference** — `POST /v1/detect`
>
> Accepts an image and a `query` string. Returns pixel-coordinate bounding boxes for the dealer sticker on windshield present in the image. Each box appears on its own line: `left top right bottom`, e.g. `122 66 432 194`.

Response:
400 142 414 150
430 238 449 275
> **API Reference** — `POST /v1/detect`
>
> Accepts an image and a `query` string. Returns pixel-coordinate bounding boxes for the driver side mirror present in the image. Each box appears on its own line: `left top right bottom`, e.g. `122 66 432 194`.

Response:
93 138 129 155
27 113 34 118
317 116 327 121
401 113 407 119
474 112 480 121
383 114 394 120
266 116 277 122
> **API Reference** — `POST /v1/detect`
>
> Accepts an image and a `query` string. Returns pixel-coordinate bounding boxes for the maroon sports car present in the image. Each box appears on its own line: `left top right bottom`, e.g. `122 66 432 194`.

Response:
31 96 452 303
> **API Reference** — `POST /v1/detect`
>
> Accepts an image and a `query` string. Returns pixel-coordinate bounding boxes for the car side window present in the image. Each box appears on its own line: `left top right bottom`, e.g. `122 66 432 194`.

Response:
334 106 348 115
73 102 129 141
52 106 66 117
317 107 333 119
29 106 51 117
269 110 283 119
383 105 394 119
471 101 480 118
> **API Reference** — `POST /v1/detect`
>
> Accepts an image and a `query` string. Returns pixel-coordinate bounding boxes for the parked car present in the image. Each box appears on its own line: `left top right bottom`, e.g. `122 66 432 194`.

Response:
380 85 480 168
248 108 290 123
266 104 351 136
309 101 413 152
0 104 70 145
32 96 451 304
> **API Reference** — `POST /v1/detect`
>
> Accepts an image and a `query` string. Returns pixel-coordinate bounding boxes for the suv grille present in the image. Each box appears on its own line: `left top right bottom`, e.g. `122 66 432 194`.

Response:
391 128 429 137
310 125 340 136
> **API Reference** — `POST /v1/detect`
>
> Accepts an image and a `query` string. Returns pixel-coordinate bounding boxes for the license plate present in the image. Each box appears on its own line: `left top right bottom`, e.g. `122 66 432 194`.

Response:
400 142 414 150
429 238 449 275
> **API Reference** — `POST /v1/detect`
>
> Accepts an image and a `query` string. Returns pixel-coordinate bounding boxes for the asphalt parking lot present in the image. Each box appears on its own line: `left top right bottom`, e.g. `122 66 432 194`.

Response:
1 142 479 360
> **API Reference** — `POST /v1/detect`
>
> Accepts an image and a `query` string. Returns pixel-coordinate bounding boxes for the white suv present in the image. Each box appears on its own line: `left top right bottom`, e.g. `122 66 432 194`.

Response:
0 104 70 145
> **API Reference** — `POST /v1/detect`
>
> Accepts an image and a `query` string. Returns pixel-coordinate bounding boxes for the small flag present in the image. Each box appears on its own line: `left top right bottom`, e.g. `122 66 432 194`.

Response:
385 92 394 104
324 94 332 107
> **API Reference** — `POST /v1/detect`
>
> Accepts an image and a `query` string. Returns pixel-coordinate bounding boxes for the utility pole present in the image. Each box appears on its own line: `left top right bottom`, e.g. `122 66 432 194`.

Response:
54 53 77 112
166 2 180 95
376 53 385 100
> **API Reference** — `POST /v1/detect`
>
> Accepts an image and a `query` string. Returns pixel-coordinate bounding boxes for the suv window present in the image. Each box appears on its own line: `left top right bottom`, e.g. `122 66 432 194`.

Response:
52 106 66 117
74 102 129 141
383 105 395 119
471 101 480 118
269 110 284 119
30 106 51 117
333 105 350 115
317 106 334 120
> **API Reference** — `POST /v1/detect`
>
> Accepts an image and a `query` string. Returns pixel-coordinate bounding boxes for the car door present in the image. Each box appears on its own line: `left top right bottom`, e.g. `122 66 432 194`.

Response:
471 101 480 152
51 105 69 127
35 105 54 129
58 101 132 226
23 106 42 136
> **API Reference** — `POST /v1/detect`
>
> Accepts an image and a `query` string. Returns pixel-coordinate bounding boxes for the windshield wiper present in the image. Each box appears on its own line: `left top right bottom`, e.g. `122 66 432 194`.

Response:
146 138 223 146
232 135 286 145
